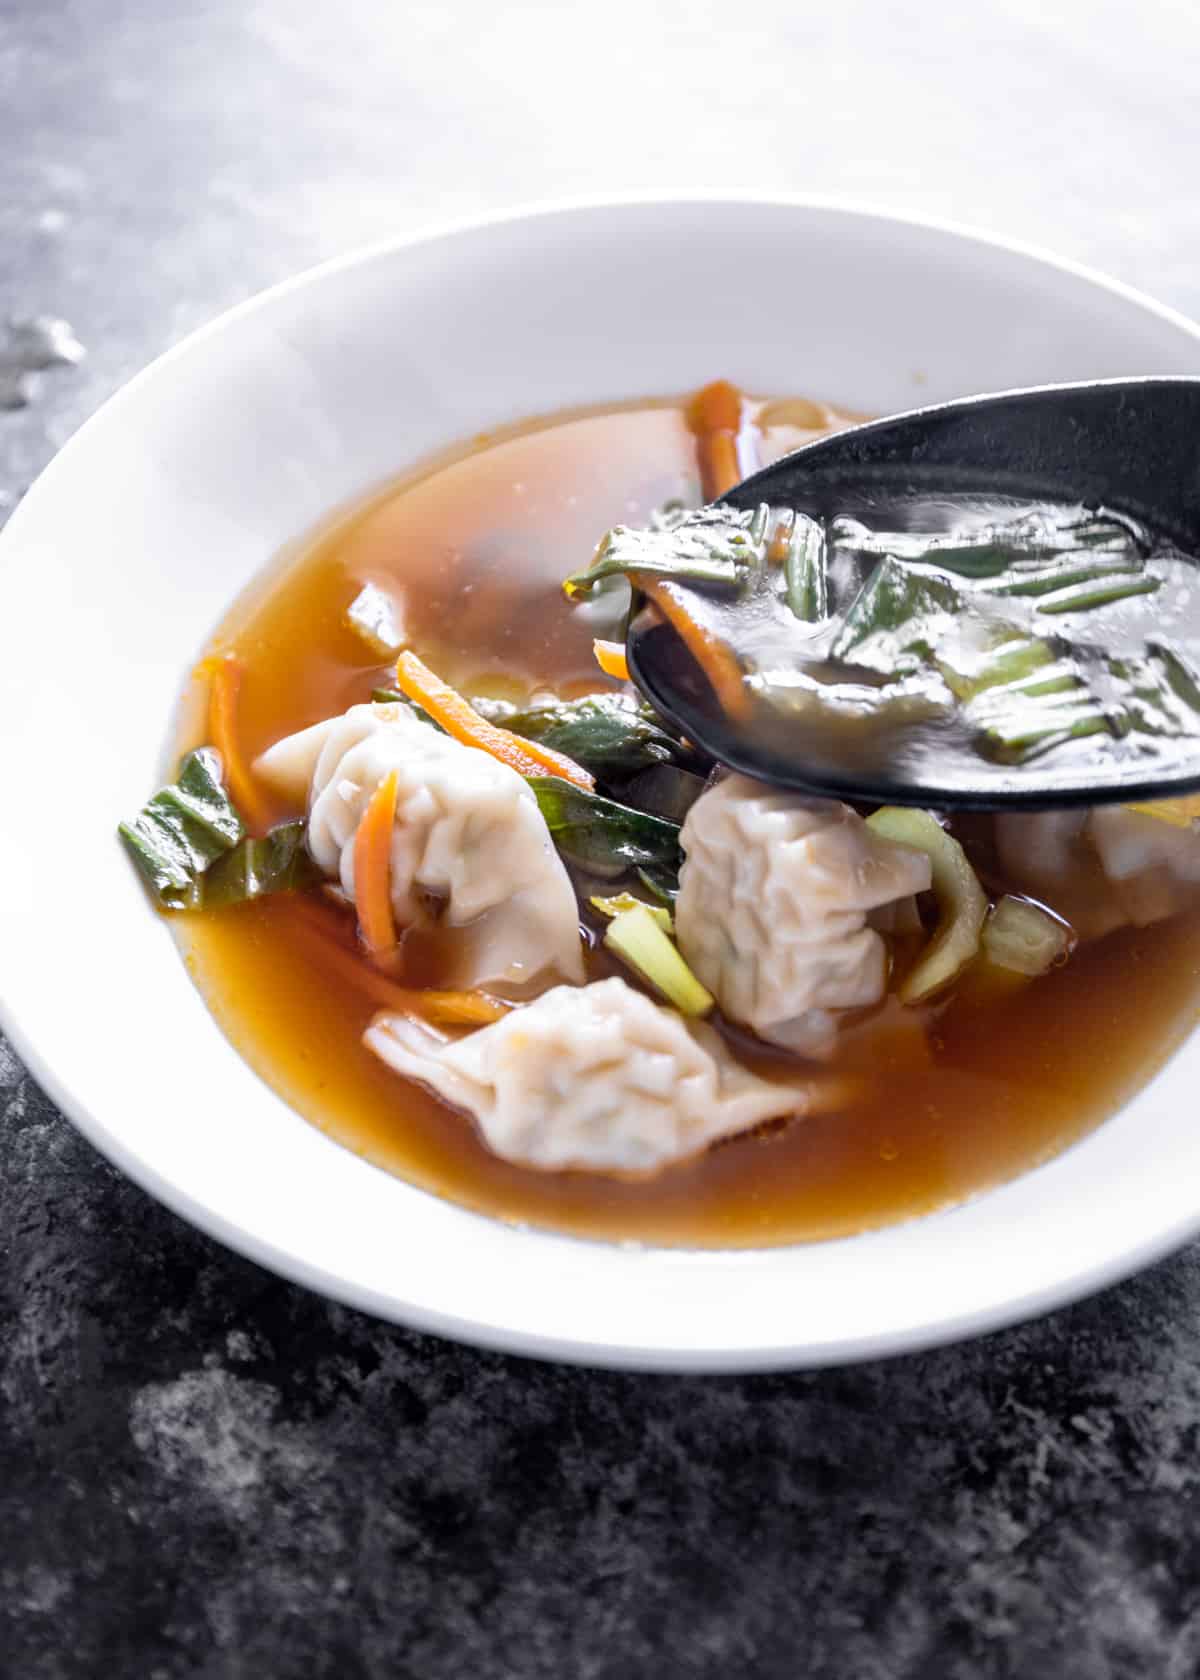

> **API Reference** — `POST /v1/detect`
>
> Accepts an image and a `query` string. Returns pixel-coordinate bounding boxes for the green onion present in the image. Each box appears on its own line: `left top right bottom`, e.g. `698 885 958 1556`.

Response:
1033 572 1162 614
982 555 1144 599
982 896 1074 977
563 551 745 599
200 821 321 909
784 511 828 621
866 808 987 1001
589 892 673 931
831 507 1146 577
603 905 713 1016
936 636 1060 702
970 693 1111 759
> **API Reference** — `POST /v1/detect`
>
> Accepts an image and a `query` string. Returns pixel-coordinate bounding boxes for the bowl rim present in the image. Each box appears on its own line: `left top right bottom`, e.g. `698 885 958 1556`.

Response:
5 191 1200 1371
11 189 1200 491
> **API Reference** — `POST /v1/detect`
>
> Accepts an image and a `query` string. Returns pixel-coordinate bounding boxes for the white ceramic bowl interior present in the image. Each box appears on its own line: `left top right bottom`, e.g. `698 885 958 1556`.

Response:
2 198 1200 1370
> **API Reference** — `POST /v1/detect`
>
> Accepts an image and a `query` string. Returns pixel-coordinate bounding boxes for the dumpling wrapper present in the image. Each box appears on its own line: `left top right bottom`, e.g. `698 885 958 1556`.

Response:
674 775 932 1057
364 976 851 1176
255 702 584 989
994 805 1200 939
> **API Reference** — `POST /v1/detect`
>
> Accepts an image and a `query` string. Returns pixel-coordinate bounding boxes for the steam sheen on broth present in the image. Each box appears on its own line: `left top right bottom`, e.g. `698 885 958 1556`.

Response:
162 393 1200 1248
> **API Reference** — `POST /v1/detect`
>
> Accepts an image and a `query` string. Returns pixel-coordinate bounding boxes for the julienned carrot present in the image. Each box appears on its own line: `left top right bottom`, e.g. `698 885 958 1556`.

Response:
353 768 400 959
637 577 750 721
593 638 630 682
290 899 511 1026
205 655 273 835
702 432 742 500
394 651 595 790
685 378 757 500
686 377 742 434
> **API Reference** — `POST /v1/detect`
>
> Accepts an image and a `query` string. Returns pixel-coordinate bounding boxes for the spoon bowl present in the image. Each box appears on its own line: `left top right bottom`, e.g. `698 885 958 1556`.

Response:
628 378 1200 810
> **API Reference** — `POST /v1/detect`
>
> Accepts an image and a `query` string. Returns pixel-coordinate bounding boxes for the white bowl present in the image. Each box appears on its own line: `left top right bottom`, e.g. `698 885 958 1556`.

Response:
3 196 1200 1371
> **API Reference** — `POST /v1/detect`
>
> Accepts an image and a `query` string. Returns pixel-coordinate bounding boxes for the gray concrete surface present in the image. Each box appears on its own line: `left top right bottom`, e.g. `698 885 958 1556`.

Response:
4 2 1200 1674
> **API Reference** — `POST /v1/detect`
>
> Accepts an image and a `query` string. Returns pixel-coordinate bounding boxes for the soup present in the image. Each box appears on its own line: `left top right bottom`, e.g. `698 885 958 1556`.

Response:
123 389 1200 1247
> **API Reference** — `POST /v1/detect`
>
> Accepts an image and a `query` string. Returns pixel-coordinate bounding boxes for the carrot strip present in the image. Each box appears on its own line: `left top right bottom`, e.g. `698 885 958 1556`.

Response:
289 899 512 1026
593 638 630 682
687 378 742 434
702 431 742 499
205 655 273 835
685 379 759 499
768 509 796 565
394 651 595 790
637 577 750 720
353 768 400 959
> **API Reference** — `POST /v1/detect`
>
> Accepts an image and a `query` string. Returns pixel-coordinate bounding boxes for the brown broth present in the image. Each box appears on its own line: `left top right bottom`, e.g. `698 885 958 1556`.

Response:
176 395 1200 1248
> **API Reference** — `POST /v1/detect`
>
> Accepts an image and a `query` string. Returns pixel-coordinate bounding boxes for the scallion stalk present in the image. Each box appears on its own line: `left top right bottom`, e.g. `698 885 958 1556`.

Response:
865 808 987 1001
603 905 713 1016
982 896 1074 977
784 512 828 620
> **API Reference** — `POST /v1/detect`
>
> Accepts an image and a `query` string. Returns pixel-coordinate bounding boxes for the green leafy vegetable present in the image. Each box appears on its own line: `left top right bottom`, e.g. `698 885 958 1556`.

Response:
831 506 1147 578
935 637 1063 702
782 511 828 621
527 776 683 884
478 692 699 777
617 764 708 823
201 821 321 909
589 892 673 931
372 687 702 781
830 556 968 671
982 895 1074 977
829 556 1120 760
603 904 713 1016
637 866 680 905
1029 572 1161 614
866 808 987 1002
119 748 245 909
981 554 1149 599
120 751 319 912
563 505 771 600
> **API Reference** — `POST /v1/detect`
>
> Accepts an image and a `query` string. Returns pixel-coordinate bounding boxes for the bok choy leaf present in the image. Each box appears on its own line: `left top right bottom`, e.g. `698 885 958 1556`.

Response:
562 505 772 600
603 904 713 1016
119 748 244 909
120 751 319 911
200 821 320 909
527 776 683 886
475 692 700 777
373 686 705 781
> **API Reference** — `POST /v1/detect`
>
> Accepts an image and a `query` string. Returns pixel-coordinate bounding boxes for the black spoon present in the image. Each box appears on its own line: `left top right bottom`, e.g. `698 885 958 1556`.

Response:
626 377 1200 811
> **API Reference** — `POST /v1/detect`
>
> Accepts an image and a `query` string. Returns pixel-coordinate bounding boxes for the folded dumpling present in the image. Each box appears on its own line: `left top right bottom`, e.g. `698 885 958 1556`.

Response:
255 702 584 988
364 976 845 1175
674 775 932 1057
994 805 1200 939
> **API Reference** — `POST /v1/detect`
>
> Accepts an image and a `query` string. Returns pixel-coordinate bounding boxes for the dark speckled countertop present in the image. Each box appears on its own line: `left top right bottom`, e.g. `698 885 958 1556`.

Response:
4 3 1200 1674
